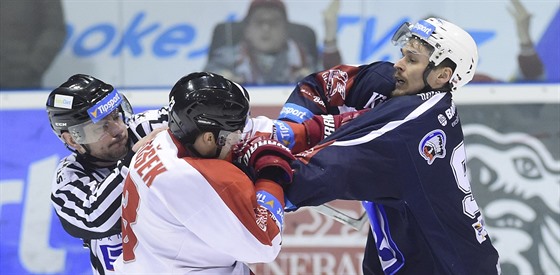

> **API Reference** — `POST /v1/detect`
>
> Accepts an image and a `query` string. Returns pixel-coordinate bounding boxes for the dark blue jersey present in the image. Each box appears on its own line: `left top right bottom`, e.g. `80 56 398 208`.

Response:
286 92 500 274
278 61 396 123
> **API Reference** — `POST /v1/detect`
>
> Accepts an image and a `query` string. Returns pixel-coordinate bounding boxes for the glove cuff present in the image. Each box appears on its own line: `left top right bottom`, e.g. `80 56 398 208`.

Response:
303 114 336 147
254 154 294 184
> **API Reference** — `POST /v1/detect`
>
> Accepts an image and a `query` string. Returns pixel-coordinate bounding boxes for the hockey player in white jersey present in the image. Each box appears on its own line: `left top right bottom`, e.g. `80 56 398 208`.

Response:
115 72 295 274
46 74 168 275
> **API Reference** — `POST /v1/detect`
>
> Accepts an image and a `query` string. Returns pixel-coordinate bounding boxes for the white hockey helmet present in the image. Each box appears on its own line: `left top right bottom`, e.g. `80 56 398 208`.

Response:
392 18 479 90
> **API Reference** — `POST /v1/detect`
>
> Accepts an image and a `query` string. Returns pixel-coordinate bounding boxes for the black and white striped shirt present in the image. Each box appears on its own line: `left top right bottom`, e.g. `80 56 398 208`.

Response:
50 106 168 275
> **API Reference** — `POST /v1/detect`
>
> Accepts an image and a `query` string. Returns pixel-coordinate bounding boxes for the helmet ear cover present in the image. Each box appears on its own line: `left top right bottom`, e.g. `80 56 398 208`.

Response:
168 72 250 145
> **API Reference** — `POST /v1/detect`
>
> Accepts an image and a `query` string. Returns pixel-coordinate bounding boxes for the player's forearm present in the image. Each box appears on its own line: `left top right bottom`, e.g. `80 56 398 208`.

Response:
127 107 169 143
255 179 285 234
280 109 371 152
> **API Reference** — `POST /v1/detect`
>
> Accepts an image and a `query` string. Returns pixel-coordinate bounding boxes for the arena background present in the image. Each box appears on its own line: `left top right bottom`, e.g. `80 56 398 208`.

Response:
40 0 559 86
1 0 559 274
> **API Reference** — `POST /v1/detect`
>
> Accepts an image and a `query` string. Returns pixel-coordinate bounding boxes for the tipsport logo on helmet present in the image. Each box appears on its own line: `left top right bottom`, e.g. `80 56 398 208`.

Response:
411 20 435 39
87 90 122 123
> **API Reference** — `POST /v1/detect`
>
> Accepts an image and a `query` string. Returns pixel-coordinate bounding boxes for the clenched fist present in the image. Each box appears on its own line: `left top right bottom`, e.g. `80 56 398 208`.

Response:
234 136 295 185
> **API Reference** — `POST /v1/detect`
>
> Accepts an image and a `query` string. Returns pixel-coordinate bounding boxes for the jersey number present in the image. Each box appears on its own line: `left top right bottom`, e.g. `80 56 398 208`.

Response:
121 176 140 262
450 142 480 219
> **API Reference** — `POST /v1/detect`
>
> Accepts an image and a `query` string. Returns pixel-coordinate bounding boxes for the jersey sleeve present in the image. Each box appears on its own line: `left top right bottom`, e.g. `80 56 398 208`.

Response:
50 156 124 239
243 116 309 153
126 106 169 144
285 93 447 208
278 61 395 123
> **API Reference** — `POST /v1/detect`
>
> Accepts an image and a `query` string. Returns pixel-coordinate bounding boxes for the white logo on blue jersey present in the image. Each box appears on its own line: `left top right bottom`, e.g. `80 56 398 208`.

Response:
419 129 447 165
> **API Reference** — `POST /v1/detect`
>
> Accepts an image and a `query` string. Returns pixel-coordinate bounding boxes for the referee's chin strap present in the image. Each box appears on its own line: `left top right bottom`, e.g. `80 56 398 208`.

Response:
73 140 132 167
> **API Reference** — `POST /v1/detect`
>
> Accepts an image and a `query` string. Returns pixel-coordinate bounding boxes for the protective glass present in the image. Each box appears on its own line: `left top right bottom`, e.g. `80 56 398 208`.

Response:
68 110 125 144
216 130 251 160
391 23 440 61
392 21 436 58
217 130 249 147
391 22 413 47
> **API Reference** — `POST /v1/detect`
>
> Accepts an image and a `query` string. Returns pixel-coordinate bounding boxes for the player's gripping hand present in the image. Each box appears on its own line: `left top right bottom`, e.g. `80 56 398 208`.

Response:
234 136 295 185
303 108 370 146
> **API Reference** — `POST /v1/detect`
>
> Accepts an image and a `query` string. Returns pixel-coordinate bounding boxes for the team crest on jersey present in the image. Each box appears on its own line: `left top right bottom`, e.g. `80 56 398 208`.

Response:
321 69 348 104
418 129 446 165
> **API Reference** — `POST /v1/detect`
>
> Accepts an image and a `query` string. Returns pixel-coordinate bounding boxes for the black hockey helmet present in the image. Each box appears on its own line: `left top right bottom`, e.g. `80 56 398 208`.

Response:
46 74 132 144
168 72 250 145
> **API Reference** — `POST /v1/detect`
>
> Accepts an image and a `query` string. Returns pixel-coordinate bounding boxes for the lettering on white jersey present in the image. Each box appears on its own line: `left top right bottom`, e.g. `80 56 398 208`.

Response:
134 143 167 187
100 242 123 271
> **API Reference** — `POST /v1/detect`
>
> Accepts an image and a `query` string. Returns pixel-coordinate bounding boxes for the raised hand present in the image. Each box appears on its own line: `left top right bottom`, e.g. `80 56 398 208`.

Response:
508 0 532 45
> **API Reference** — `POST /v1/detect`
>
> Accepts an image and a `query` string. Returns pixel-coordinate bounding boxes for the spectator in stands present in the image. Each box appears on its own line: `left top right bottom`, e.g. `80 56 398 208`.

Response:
508 0 545 81
472 0 545 82
0 0 66 89
204 0 341 85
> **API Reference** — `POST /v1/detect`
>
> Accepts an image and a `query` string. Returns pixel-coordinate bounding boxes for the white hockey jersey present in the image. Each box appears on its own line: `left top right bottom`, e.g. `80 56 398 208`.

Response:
114 129 284 274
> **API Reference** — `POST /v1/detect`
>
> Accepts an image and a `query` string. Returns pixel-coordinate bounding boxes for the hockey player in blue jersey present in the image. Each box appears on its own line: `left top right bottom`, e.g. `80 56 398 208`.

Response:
279 18 501 274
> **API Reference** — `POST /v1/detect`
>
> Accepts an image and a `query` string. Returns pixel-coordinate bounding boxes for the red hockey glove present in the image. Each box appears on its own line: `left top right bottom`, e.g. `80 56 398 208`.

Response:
303 108 370 146
234 136 295 185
